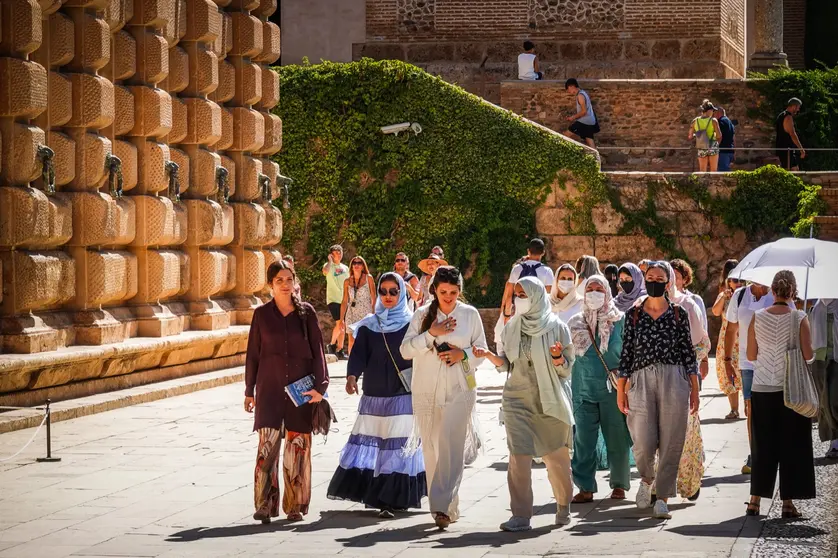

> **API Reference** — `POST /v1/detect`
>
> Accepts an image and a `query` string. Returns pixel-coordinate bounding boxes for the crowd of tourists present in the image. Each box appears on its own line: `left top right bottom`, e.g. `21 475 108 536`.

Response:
243 239 838 531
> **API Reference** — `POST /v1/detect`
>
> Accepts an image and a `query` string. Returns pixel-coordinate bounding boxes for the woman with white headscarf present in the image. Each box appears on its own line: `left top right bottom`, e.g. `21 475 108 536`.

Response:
550 264 583 323
474 277 576 532
567 275 632 503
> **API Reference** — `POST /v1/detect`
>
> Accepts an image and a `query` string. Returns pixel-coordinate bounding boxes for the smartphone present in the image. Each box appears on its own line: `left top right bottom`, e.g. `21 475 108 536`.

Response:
434 341 452 353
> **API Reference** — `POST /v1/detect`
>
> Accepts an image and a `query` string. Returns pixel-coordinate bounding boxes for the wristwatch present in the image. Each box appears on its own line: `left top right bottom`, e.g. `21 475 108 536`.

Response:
723 357 732 362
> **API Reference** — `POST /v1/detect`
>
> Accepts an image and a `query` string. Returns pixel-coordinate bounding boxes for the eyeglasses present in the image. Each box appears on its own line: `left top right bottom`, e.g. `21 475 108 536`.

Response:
395 258 407 263
379 287 400 296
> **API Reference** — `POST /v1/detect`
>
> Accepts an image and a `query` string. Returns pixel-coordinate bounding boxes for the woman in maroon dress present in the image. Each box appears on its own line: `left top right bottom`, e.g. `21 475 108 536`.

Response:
244 260 329 523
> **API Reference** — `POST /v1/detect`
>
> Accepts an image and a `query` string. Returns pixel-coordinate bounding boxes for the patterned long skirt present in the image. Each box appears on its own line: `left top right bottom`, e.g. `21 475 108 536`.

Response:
716 317 742 396
254 428 312 517
676 412 705 498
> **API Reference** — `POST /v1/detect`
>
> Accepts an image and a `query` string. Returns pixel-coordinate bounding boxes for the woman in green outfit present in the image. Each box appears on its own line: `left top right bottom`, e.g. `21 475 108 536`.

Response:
568 275 633 502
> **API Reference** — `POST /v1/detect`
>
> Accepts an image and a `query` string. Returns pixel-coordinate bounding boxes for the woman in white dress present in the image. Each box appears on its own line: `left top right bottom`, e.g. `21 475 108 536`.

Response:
400 266 488 529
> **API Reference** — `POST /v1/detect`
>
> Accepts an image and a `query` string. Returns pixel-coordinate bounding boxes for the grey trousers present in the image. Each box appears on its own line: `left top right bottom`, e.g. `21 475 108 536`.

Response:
626 364 691 499
507 447 572 518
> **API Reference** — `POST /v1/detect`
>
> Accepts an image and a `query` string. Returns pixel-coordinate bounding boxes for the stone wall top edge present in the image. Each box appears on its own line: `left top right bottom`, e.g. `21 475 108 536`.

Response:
501 78 749 87
0 326 251 373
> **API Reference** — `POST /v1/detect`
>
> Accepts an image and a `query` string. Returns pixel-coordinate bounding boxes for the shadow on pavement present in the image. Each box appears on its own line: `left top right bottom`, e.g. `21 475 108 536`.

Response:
337 524 561 548
700 473 751 487
165 509 427 542
666 516 748 537
700 417 743 426
813 456 838 467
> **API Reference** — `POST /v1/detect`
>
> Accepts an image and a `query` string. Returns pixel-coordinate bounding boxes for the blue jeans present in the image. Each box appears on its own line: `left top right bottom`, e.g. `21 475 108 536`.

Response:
718 152 733 171
741 368 754 401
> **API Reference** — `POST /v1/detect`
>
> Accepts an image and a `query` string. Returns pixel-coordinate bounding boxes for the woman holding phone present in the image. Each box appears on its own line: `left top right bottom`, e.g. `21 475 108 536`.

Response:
400 266 488 529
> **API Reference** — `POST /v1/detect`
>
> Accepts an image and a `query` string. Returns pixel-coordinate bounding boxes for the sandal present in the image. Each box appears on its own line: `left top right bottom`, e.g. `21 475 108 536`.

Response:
781 505 802 519
572 491 594 503
433 512 451 529
286 512 304 522
725 410 740 420
610 488 626 500
745 502 760 517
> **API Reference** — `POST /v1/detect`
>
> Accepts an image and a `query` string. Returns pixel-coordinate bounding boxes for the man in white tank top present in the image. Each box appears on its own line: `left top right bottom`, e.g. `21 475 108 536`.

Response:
518 41 543 80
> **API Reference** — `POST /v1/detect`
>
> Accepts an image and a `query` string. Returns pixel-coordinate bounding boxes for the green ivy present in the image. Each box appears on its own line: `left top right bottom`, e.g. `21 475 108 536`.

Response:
748 67 838 170
273 59 601 306
606 166 825 261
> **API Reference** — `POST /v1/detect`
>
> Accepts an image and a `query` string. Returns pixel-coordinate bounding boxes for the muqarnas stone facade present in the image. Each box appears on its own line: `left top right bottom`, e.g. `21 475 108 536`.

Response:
528 0 625 30
398 0 435 33
0 0 283 358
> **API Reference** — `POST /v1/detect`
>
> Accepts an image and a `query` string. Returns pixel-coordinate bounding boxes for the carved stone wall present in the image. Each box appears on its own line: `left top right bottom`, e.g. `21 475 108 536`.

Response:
0 0 283 371
528 0 625 30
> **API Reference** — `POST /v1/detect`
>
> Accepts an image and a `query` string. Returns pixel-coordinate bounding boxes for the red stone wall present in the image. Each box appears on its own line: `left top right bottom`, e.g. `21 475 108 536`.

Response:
355 0 740 103
500 79 776 172
720 0 746 76
783 0 807 70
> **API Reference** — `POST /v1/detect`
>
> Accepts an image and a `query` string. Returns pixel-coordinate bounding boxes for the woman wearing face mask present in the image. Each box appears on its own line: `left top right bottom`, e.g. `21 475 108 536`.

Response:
618 262 699 520
711 259 743 419
614 263 646 312
567 276 632 504
603 264 620 297
400 266 487 529
661 261 710 502
473 277 575 532
550 264 583 323
327 273 427 518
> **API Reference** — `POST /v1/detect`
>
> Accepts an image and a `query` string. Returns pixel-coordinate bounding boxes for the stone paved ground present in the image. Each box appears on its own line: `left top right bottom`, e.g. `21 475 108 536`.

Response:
0 359 834 558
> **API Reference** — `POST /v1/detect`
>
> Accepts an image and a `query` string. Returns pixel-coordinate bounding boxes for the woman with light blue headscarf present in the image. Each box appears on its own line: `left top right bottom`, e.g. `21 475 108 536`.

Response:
475 276 576 532
327 272 427 518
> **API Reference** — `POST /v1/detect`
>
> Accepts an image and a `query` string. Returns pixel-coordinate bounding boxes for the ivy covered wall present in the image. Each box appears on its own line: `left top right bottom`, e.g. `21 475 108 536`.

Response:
274 59 602 306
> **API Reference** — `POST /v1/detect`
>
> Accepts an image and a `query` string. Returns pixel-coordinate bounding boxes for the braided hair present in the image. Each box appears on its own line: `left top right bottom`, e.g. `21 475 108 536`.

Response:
420 266 464 333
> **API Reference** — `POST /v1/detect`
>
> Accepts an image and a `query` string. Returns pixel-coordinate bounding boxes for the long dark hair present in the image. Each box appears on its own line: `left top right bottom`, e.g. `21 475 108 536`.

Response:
420 266 463 333
267 260 306 318
718 258 739 292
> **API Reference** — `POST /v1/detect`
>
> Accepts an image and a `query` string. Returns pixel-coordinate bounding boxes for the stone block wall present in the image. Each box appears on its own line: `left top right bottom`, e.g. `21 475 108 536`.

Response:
500 79 777 172
356 0 745 103
0 0 283 356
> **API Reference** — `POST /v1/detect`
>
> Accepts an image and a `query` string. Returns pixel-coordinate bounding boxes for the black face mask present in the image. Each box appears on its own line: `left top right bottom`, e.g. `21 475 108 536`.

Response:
645 280 667 298
620 280 635 295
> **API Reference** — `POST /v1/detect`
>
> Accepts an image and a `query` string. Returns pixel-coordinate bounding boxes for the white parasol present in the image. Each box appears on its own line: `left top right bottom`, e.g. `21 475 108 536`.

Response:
729 237 838 301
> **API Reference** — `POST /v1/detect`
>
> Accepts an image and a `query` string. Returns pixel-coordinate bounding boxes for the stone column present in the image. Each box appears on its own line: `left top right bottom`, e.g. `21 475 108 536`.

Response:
748 0 788 72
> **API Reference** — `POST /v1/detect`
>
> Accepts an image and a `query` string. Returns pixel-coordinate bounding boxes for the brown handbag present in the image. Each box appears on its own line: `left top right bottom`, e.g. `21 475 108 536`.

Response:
587 324 620 392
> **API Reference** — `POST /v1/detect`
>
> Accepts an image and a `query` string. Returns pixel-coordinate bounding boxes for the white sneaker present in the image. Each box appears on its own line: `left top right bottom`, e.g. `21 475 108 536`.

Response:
635 480 653 510
500 516 532 532
555 504 571 526
652 500 671 519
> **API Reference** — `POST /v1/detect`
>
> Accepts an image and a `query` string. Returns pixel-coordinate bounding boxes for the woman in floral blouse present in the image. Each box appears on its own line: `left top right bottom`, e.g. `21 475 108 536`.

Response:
617 262 699 520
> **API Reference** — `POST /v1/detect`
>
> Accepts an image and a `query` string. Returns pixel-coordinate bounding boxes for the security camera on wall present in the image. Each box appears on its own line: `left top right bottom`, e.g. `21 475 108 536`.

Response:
380 122 423 136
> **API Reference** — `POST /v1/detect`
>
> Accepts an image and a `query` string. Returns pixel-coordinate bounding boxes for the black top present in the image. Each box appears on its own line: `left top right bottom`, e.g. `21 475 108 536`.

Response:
775 110 796 150
718 116 735 153
347 324 412 397
245 302 329 432
618 303 698 378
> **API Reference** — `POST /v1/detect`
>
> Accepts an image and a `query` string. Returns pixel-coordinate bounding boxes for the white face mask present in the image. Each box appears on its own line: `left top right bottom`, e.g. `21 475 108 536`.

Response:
557 280 575 294
514 296 531 315
585 292 606 310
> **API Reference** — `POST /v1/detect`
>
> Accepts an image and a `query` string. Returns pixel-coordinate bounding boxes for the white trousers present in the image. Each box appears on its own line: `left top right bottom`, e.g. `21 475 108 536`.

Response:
418 391 475 520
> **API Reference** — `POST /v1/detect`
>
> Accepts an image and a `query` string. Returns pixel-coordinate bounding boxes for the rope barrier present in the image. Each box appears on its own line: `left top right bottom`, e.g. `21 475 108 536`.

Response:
0 413 48 462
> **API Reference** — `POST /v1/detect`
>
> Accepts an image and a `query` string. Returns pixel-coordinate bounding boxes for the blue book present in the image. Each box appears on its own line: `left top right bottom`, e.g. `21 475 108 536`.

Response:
284 375 328 407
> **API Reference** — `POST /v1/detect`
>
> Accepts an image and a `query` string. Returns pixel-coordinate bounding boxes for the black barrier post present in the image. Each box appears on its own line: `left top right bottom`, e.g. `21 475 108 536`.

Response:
36 400 61 463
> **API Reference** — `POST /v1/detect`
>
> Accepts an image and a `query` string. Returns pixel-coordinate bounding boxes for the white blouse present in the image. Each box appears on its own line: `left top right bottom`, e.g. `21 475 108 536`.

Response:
400 301 488 412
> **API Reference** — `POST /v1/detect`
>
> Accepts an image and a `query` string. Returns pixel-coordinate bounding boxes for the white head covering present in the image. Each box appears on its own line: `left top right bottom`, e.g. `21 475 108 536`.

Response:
502 277 575 427
568 275 624 356
550 263 582 313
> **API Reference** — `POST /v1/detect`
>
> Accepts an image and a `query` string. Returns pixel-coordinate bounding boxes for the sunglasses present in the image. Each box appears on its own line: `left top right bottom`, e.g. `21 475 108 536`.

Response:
378 287 400 296
352 261 363 266
729 278 744 283
395 258 407 263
